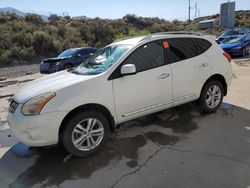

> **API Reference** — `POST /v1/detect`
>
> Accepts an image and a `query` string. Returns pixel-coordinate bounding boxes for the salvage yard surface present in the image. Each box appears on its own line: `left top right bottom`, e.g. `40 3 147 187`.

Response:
0 60 250 188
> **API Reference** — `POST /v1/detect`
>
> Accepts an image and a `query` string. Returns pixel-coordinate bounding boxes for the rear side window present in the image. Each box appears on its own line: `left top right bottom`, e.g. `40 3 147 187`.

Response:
124 41 164 72
165 38 211 64
194 38 212 55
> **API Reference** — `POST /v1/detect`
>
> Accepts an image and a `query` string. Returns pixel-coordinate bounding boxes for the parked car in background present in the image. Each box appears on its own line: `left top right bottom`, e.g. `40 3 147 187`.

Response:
40 47 97 73
216 28 250 44
8 32 232 157
220 34 250 57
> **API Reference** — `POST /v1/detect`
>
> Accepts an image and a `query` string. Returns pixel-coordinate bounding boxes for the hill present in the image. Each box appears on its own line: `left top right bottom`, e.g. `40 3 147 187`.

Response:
0 7 48 19
0 7 26 16
0 10 249 66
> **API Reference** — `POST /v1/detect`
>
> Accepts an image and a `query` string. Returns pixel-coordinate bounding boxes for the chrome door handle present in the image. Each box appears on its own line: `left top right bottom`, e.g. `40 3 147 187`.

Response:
158 73 170 79
200 63 209 68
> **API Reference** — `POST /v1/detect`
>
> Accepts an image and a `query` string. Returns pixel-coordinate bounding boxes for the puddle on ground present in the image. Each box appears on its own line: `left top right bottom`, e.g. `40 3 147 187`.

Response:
4 103 243 188
120 103 198 134
145 131 180 146
4 135 147 188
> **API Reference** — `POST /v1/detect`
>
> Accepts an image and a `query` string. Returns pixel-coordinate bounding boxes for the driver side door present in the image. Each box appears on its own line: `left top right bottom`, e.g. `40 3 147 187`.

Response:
110 41 173 123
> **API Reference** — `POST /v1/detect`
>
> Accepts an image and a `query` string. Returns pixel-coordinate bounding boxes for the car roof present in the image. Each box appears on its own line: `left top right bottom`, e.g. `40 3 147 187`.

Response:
111 32 207 47
68 47 96 51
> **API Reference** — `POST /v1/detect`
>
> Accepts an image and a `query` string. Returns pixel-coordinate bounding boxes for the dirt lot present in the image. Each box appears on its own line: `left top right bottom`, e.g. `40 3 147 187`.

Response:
0 64 40 79
0 60 250 188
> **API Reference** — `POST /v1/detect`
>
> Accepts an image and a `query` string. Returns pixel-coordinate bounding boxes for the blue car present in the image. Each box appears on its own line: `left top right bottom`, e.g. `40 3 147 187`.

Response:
216 28 250 44
40 47 97 74
219 34 250 57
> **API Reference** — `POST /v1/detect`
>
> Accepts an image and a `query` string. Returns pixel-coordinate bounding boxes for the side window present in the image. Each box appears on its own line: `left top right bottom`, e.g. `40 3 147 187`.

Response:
89 48 97 53
194 38 212 54
79 49 89 56
165 38 198 64
164 38 212 64
124 41 165 72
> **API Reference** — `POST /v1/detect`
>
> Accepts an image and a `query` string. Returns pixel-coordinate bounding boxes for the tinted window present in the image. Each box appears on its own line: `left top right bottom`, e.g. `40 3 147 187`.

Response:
78 49 89 56
165 38 211 64
89 48 97 53
194 38 212 54
124 41 164 72
165 38 198 64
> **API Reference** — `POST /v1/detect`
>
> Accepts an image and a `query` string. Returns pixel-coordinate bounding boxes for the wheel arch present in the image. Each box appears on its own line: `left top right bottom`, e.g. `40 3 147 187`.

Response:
59 103 115 142
201 74 228 97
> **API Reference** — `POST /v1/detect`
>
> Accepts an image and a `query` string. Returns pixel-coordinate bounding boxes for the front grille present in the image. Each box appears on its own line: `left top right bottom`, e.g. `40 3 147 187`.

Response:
9 99 19 113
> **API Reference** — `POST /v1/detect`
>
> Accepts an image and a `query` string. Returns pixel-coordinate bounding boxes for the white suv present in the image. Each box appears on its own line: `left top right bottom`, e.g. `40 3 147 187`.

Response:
8 32 232 156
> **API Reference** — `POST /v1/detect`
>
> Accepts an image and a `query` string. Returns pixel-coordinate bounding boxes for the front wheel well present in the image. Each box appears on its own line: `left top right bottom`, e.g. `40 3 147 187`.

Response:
201 74 227 96
59 104 115 142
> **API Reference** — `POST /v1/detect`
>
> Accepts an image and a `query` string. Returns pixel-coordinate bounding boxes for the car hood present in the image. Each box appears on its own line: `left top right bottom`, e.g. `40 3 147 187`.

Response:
14 70 94 103
42 57 70 63
220 42 242 49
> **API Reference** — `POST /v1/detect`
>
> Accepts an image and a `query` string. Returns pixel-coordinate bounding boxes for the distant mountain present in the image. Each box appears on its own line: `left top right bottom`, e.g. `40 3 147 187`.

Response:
0 7 48 20
0 7 26 16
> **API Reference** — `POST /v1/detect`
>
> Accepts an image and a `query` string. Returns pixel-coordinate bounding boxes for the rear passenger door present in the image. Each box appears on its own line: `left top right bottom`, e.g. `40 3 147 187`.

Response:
164 37 212 106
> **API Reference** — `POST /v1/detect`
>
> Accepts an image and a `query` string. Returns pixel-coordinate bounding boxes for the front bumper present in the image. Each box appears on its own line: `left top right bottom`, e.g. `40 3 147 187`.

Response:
40 63 60 74
8 105 69 147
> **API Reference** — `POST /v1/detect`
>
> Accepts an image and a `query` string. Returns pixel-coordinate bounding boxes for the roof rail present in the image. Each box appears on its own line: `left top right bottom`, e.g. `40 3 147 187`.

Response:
141 31 204 41
112 36 139 43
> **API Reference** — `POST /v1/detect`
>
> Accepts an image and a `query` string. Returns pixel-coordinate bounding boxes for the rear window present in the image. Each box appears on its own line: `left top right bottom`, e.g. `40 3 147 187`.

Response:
164 38 211 64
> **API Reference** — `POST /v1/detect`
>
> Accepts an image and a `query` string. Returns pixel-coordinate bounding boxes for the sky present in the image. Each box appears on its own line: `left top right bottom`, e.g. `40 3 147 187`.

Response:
0 0 249 21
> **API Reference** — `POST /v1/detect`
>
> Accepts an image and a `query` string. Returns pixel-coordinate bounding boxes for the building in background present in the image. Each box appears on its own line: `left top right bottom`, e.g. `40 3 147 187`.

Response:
220 1 236 29
199 19 215 30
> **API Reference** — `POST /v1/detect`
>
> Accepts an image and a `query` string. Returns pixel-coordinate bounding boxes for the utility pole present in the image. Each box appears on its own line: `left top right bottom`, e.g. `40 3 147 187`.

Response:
188 0 191 22
195 2 198 19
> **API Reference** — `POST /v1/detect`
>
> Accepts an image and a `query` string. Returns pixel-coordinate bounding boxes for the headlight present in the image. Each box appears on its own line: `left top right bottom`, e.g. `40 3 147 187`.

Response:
232 46 242 50
21 92 56 116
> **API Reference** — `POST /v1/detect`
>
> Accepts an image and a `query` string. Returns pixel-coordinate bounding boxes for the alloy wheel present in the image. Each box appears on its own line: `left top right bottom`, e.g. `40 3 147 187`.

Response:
72 118 104 151
205 85 222 109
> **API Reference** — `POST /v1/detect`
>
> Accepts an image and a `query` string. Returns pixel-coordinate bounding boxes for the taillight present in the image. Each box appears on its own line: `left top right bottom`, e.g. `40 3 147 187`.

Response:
223 52 232 63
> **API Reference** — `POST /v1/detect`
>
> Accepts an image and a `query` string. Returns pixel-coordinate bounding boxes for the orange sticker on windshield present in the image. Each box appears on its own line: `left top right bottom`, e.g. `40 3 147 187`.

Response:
163 41 169 48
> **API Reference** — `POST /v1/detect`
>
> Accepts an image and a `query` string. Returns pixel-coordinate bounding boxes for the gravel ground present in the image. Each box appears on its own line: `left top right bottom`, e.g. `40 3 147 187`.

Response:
0 64 40 79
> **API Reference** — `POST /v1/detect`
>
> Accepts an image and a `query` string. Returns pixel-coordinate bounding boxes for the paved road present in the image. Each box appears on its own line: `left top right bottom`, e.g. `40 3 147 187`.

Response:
0 103 250 188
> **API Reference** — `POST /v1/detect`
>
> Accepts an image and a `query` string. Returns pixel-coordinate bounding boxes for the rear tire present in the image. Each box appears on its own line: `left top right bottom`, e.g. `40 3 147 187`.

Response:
61 111 110 157
198 80 224 113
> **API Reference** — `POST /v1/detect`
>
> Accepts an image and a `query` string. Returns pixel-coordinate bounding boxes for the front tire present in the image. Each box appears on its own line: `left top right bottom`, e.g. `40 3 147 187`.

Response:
61 111 110 157
63 64 73 70
198 80 224 113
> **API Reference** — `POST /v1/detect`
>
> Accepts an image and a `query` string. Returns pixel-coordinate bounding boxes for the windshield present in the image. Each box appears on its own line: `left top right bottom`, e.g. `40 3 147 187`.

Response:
221 36 243 44
73 45 131 75
222 30 240 36
58 49 77 58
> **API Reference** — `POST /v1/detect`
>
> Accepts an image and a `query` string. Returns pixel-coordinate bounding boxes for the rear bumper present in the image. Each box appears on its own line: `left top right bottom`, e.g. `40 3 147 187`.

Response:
224 69 233 89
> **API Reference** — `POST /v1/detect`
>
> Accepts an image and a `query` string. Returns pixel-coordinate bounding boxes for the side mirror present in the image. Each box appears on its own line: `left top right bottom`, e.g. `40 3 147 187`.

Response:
76 54 81 58
121 64 136 75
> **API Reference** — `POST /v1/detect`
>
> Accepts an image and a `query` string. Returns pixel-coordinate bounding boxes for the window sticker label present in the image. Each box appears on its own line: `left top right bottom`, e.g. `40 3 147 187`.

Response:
163 41 169 48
